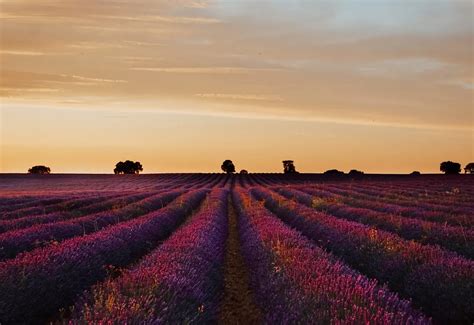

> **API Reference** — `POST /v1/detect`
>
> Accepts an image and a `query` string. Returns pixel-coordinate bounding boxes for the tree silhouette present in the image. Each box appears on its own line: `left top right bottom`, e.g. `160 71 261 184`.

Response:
282 160 298 174
465 163 474 174
114 160 143 174
348 169 364 177
440 161 461 175
324 169 345 176
410 171 421 175
240 169 249 174
28 165 51 174
221 160 235 174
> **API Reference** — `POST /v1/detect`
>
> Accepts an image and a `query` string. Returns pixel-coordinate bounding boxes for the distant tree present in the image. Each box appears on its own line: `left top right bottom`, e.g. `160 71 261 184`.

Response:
221 160 235 174
348 169 364 177
282 160 298 174
440 161 461 175
240 169 249 174
464 163 474 174
410 171 421 175
324 169 345 176
114 160 143 174
28 165 51 174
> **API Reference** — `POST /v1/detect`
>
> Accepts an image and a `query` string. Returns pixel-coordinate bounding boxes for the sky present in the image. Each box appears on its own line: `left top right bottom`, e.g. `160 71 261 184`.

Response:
0 0 473 173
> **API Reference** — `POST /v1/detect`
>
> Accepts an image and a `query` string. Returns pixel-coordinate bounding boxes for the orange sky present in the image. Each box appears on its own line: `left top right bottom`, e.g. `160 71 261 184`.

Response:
1 0 473 173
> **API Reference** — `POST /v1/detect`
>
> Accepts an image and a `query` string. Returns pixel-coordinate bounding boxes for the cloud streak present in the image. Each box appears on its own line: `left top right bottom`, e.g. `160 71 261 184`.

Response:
195 93 283 101
0 50 46 56
93 14 221 24
130 67 282 74
60 74 128 84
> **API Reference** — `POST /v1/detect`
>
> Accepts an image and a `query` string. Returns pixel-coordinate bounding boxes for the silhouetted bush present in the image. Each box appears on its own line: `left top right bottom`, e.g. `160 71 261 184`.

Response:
28 166 51 174
410 171 421 175
348 169 364 177
221 160 235 174
324 169 345 176
440 161 461 175
464 163 474 174
114 160 143 175
283 160 298 174
240 169 249 174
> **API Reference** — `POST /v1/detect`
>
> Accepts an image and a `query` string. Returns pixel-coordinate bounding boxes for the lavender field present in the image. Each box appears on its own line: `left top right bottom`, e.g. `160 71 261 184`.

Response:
0 174 472 324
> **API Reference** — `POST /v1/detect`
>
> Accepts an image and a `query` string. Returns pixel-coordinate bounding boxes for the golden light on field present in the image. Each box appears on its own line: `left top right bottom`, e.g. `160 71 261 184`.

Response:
1 0 473 173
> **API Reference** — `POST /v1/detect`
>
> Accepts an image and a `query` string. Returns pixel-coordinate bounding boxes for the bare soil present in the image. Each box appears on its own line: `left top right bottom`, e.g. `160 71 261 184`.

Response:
218 197 262 324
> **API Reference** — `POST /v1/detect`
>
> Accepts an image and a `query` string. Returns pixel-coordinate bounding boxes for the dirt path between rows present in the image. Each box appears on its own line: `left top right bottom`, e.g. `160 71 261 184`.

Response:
218 196 262 324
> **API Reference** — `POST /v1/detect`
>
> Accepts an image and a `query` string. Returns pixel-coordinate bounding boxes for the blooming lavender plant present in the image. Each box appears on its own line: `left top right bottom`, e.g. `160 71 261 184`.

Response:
0 190 183 260
0 191 149 233
277 187 474 258
70 188 229 324
233 187 430 324
252 187 474 323
0 189 208 324
298 186 473 227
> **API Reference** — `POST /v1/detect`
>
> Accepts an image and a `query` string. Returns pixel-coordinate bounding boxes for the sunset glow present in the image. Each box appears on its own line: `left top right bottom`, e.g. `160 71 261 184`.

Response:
1 0 472 173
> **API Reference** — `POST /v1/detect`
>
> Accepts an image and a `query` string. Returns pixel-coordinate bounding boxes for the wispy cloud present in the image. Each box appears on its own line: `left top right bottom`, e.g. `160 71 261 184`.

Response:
357 58 449 76
0 50 45 56
184 1 210 9
195 93 283 101
441 79 474 90
0 87 60 93
93 14 221 24
68 42 125 50
56 99 85 104
60 74 128 84
122 41 163 47
131 67 282 74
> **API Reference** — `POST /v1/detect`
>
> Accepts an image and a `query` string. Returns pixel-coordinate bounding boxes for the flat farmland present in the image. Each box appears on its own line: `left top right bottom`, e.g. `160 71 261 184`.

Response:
0 174 472 324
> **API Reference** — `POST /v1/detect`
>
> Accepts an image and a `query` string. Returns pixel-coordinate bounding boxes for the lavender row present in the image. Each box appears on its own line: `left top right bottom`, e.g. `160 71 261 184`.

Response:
252 187 474 324
0 192 128 220
0 195 62 210
0 194 88 215
329 181 466 199
321 184 474 215
278 187 474 259
0 191 159 234
70 188 228 323
0 190 130 214
298 186 473 228
312 184 473 217
350 181 474 200
0 190 183 261
233 187 429 324
0 189 208 324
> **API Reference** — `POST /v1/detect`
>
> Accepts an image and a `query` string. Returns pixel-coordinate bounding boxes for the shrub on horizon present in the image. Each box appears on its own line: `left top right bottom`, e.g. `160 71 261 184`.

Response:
28 165 51 174
323 169 344 176
440 161 461 175
464 162 474 174
282 160 298 174
221 160 235 174
114 160 143 174
348 169 364 177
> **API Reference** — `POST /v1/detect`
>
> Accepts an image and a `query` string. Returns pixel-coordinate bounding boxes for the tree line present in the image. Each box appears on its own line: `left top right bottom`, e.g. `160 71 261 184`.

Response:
27 160 474 175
